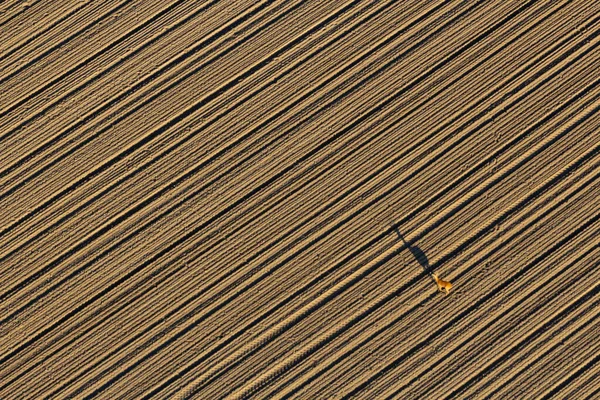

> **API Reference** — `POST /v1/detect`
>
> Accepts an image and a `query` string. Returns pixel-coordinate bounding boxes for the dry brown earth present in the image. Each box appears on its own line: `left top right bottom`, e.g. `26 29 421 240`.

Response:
0 0 599 398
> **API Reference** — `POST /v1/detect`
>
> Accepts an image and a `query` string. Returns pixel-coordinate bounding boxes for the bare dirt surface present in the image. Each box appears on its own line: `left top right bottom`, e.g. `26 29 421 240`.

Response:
1 1 599 398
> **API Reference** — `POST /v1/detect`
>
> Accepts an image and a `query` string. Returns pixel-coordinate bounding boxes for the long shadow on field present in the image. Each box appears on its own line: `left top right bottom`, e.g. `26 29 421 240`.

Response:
394 226 436 284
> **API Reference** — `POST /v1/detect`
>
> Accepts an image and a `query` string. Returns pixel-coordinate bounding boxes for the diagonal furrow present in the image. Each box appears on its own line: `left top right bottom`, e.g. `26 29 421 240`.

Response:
0 0 132 88
0 0 41 29
0 1 91 62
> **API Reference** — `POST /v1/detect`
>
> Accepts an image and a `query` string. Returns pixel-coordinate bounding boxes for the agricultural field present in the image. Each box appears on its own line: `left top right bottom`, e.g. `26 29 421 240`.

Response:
0 0 599 398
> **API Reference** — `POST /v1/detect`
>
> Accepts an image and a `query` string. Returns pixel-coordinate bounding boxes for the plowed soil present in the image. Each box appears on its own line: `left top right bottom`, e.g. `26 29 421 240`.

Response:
1 1 599 399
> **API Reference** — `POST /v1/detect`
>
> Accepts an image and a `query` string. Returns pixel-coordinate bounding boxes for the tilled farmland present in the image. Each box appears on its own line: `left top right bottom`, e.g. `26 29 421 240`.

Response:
1 0 599 399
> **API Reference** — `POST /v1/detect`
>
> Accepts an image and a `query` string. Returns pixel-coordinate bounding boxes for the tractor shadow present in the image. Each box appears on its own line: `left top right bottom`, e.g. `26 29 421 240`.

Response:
393 226 436 285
